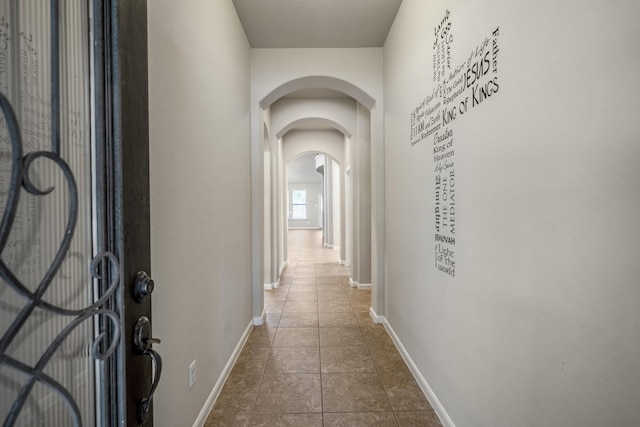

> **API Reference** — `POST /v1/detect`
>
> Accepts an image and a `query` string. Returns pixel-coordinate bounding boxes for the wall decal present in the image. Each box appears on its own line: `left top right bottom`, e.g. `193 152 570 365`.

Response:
410 10 500 277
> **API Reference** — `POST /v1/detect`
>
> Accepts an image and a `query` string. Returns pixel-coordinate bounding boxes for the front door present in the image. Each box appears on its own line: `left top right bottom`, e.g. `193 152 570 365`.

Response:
0 1 158 426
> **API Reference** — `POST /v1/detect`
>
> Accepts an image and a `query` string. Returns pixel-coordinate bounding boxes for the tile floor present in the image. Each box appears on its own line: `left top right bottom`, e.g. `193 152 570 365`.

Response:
204 230 442 427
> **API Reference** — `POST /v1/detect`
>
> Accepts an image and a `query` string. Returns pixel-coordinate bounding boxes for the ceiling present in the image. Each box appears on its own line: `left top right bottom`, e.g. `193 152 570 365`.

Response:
288 153 321 184
232 0 403 48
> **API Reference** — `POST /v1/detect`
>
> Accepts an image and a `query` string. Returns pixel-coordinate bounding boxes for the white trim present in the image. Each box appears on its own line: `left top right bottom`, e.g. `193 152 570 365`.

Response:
253 309 266 326
349 278 371 290
264 279 281 290
192 320 254 427
323 243 334 248
338 258 346 265
279 261 288 276
369 306 384 324
381 316 455 427
287 226 322 230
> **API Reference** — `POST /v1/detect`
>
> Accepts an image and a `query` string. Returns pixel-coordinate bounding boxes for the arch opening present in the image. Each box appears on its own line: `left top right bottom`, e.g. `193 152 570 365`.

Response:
277 118 352 140
255 74 380 326
260 75 375 110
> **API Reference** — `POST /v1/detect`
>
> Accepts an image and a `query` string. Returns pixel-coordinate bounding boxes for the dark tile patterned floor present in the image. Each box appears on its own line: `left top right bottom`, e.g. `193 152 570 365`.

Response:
205 230 443 427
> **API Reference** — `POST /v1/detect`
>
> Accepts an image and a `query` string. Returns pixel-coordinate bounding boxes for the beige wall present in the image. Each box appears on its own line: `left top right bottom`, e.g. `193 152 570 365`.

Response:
144 1 640 425
148 1 252 425
383 0 640 425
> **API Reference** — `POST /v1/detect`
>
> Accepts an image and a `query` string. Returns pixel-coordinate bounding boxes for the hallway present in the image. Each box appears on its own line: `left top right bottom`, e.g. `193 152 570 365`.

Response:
204 230 442 426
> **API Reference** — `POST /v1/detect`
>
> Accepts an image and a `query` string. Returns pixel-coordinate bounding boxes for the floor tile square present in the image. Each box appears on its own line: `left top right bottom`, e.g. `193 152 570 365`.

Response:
323 412 398 426
230 347 270 377
204 412 250 427
253 374 322 414
288 283 317 292
285 291 317 301
379 371 433 411
351 300 372 312
273 328 319 347
322 373 392 412
265 290 288 302
265 300 285 313
356 310 377 326
395 411 443 426
278 311 318 328
212 374 262 414
317 276 340 285
290 279 316 286
264 313 281 328
265 346 320 374
361 325 395 347
248 413 323 427
244 327 276 349
319 327 366 347
369 346 411 373
319 311 359 327
282 300 318 313
317 288 349 300
350 288 371 298
318 299 354 312
320 346 376 373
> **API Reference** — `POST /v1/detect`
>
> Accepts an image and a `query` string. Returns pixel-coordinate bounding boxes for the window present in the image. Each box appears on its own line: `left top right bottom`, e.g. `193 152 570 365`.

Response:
291 190 307 220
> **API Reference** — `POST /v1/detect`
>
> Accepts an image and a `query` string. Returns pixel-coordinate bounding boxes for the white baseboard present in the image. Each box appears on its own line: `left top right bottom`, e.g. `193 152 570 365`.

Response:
265 278 280 291
369 306 384 324
279 261 288 276
253 309 266 326
350 277 371 290
381 316 455 427
192 320 254 427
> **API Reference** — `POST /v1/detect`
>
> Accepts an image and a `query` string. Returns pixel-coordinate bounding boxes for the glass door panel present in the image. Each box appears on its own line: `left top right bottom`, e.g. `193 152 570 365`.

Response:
0 1 99 425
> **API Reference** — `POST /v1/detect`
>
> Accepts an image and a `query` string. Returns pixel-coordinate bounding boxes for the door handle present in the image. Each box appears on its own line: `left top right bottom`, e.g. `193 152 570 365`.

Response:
138 347 162 424
133 316 162 424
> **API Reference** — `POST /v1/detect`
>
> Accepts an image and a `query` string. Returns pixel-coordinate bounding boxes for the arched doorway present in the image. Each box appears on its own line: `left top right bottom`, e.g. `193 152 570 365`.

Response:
252 74 383 326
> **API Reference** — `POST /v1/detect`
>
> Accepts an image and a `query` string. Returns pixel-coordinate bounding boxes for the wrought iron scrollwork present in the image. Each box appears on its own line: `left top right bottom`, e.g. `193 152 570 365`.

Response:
0 94 121 426
0 96 121 427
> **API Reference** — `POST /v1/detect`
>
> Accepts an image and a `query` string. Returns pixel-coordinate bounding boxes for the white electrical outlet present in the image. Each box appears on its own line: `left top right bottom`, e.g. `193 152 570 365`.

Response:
188 360 197 390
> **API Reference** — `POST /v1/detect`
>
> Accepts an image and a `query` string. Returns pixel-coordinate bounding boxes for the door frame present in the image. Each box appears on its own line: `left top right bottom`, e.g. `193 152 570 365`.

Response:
95 0 154 425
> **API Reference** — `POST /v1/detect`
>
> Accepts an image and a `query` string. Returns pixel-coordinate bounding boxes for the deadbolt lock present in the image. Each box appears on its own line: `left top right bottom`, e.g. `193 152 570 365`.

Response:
134 271 155 303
